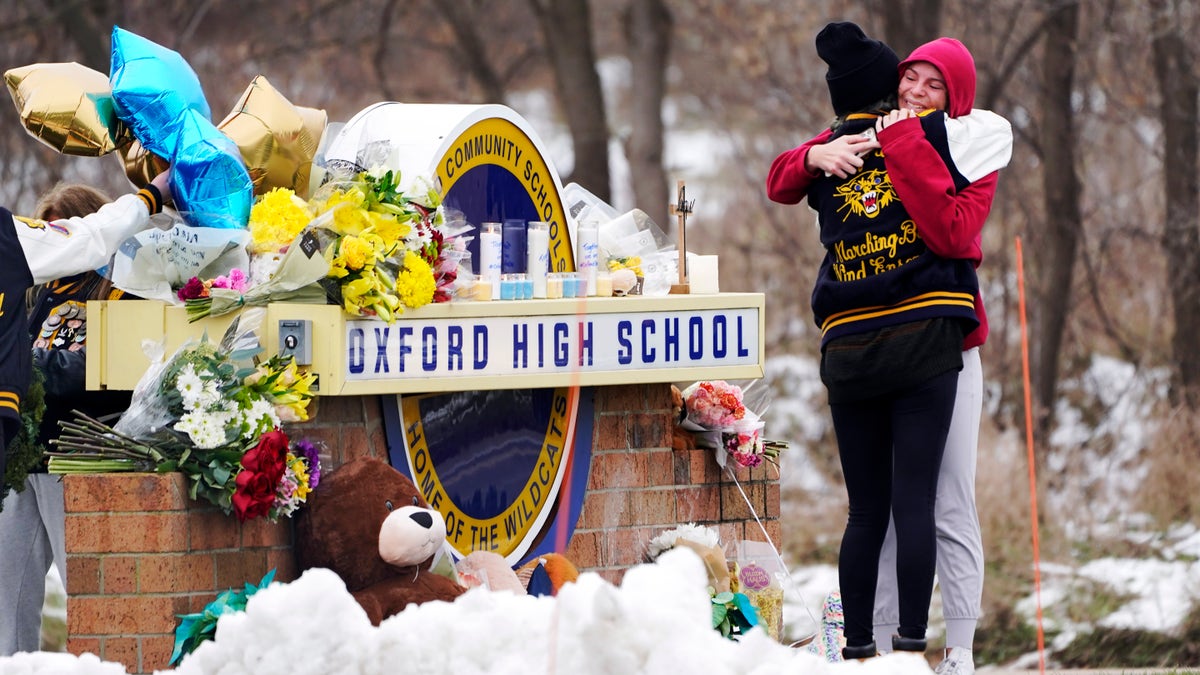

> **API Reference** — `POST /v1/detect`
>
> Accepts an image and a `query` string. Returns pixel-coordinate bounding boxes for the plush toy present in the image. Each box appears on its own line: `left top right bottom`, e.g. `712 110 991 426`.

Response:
515 553 580 596
455 550 525 594
293 456 465 625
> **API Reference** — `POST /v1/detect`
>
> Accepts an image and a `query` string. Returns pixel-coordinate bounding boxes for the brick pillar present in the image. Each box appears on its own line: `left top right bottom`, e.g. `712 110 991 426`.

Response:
566 383 781 585
61 388 780 670
63 473 296 674
285 395 389 467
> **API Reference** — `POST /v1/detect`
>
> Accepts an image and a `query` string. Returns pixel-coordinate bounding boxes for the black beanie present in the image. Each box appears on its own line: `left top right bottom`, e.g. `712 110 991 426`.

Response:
815 21 901 116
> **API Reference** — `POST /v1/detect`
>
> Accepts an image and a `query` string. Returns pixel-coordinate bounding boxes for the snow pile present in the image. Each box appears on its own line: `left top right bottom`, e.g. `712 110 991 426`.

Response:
0 549 933 675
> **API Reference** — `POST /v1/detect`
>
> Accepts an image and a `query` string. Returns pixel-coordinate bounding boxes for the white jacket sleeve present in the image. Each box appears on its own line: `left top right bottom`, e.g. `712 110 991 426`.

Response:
16 192 153 285
943 109 1013 183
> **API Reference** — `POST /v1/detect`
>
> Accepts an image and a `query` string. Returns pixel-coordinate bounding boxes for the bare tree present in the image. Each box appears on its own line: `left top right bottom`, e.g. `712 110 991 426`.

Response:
621 0 671 228
1150 0 1200 410
874 0 944 57
1031 0 1083 441
427 1 527 104
527 0 612 200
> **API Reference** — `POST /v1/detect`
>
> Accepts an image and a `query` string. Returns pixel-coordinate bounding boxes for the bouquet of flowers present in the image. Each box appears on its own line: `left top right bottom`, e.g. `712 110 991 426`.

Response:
177 187 331 322
681 380 746 428
46 312 321 522
308 167 449 322
678 380 786 470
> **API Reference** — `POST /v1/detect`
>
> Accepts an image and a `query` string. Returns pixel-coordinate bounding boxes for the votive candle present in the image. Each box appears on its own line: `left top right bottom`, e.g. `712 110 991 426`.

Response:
527 222 550 298
479 222 502 300
595 272 613 297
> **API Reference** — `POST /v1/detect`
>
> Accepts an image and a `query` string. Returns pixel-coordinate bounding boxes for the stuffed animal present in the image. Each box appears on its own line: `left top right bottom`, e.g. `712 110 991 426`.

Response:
455 550 525 594
293 456 465 625
515 553 580 596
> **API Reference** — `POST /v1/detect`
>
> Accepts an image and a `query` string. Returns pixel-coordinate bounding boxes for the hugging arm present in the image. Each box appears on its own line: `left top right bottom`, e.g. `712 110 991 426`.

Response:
765 128 834 204
877 112 1009 262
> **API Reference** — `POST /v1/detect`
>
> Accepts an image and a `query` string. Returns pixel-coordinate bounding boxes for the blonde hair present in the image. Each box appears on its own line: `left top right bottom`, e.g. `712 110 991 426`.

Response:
31 183 116 301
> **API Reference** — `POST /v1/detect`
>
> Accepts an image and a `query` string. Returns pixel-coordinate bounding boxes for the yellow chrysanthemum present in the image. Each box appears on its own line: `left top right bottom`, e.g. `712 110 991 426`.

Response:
396 251 435 309
248 188 313 253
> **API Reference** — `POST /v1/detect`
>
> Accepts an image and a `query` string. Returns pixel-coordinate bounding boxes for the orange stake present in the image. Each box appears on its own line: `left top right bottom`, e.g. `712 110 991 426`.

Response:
1015 236 1046 673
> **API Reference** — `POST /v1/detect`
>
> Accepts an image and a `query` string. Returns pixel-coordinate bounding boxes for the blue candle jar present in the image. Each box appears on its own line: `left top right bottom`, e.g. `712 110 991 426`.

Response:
502 219 527 274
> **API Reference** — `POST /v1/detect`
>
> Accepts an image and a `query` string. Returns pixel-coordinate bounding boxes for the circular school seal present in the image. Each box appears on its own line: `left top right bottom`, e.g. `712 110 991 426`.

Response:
335 102 588 567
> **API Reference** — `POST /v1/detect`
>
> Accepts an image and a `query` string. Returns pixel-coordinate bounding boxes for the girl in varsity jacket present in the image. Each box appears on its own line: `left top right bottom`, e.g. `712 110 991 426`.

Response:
0 172 169 482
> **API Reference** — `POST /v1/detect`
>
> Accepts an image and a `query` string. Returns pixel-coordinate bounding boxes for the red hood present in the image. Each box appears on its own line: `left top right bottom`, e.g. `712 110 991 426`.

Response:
900 38 976 118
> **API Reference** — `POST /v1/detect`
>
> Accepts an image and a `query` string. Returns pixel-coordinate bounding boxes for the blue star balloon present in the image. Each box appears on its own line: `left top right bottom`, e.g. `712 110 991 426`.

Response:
109 26 251 229
109 26 210 158
172 109 253 229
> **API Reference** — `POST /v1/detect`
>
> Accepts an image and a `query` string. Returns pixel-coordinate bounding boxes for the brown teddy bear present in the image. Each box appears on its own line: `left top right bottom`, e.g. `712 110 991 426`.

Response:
293 456 465 625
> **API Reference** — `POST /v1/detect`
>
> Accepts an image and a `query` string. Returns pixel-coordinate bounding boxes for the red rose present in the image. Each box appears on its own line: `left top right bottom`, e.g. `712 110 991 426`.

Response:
232 470 275 522
241 430 288 486
231 430 289 522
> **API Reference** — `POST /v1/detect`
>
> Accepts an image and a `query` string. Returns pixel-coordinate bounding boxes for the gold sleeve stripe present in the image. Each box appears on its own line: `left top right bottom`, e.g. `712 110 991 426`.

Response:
136 185 163 215
0 392 19 413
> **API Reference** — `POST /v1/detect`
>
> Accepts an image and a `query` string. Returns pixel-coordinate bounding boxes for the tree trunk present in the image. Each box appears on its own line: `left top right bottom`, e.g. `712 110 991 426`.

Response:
45 0 112 71
528 0 612 202
431 0 509 104
1033 0 1083 441
622 0 671 229
1150 0 1200 410
875 0 943 59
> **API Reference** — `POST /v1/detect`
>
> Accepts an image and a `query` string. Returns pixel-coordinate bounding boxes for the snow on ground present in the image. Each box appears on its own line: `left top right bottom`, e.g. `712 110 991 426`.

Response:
0 549 935 675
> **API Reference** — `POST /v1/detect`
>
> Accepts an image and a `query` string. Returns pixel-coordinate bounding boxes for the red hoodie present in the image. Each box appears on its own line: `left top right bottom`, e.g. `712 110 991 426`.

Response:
766 37 1005 350
882 37 997 349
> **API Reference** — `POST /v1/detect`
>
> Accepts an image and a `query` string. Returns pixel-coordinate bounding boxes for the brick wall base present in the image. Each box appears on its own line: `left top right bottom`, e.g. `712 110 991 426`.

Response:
63 473 295 673
566 383 781 585
62 384 779 673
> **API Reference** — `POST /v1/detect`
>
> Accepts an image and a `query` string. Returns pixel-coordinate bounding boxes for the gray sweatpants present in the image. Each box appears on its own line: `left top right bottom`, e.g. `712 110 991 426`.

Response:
873 348 983 650
0 474 67 656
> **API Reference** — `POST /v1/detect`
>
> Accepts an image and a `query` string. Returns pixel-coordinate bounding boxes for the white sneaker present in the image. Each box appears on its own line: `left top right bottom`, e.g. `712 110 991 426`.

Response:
934 647 974 675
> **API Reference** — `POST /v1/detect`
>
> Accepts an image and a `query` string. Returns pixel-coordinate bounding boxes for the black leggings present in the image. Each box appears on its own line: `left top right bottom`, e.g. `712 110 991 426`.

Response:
830 369 958 647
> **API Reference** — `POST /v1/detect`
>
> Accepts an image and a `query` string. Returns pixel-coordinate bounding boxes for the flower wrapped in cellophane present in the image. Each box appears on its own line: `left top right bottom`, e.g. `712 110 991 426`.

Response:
681 380 747 428
177 188 330 322
46 310 321 522
248 187 312 256
307 166 469 321
678 380 786 470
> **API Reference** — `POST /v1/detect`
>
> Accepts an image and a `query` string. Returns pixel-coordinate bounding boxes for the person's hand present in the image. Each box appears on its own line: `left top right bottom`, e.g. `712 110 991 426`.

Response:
875 108 918 133
804 133 880 179
149 170 172 206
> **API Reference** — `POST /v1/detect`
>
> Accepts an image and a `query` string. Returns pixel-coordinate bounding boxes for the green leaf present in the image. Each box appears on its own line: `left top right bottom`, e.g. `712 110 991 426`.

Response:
711 602 728 629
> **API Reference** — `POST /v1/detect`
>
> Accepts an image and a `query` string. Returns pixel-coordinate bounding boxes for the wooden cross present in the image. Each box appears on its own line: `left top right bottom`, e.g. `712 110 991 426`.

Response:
669 180 694 294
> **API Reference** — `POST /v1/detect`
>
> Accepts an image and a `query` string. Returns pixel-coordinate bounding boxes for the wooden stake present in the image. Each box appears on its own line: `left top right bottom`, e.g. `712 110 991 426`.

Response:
669 180 694 294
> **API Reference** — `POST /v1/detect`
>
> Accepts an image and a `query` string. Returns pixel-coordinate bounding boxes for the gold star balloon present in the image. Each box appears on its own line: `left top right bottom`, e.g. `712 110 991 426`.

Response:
5 62 124 156
119 137 170 189
218 75 326 196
